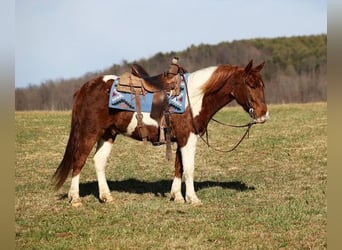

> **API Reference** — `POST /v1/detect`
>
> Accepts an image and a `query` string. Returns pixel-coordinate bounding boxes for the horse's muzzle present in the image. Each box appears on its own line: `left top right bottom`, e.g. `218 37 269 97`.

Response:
253 111 269 124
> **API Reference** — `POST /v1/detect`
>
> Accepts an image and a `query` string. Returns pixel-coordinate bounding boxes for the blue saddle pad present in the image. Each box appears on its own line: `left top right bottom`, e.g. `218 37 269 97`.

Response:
108 74 188 114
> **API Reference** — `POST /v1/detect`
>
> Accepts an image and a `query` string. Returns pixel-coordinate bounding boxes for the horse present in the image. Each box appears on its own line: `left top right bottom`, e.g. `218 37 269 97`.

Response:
53 60 269 206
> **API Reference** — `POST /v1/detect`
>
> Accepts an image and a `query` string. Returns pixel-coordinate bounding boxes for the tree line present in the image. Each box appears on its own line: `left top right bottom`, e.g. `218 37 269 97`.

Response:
15 34 326 110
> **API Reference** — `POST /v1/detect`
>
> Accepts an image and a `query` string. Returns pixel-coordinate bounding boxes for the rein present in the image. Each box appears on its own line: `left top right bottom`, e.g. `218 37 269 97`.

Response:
203 118 256 153
181 73 256 153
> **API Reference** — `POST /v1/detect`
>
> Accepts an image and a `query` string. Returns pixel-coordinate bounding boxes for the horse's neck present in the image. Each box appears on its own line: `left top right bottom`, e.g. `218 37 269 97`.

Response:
198 89 234 127
187 68 235 133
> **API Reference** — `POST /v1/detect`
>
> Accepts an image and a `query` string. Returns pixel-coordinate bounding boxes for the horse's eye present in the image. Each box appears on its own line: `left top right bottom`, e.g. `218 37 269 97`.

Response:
248 84 257 89
245 79 257 89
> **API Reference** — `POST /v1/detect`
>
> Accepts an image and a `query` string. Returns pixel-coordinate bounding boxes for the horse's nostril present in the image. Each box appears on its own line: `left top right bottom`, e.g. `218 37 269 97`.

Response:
253 111 269 123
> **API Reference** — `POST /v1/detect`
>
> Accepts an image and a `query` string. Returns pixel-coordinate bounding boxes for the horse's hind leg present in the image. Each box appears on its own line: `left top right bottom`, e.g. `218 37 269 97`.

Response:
68 135 98 206
94 132 117 203
69 174 81 206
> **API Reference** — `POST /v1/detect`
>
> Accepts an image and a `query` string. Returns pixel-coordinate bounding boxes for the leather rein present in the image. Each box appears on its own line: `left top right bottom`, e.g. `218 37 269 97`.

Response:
181 73 256 153
203 118 256 153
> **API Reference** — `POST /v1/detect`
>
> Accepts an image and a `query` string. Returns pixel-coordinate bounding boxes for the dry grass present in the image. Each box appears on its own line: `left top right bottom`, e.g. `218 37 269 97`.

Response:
15 103 327 249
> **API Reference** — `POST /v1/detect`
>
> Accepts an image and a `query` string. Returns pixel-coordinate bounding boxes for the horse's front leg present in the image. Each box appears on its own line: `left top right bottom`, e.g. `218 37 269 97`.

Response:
94 139 114 203
179 132 201 205
170 146 185 203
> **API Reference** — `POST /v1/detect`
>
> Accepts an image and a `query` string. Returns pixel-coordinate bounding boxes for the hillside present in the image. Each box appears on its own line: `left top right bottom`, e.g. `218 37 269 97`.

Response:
15 34 326 110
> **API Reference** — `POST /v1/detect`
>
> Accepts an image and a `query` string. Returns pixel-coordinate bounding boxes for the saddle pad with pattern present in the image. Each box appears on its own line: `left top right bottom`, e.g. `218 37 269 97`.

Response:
108 73 188 113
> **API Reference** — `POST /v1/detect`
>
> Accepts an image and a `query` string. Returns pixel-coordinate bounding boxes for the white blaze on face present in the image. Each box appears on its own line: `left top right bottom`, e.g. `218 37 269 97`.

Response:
186 66 217 117
126 112 159 135
254 111 270 123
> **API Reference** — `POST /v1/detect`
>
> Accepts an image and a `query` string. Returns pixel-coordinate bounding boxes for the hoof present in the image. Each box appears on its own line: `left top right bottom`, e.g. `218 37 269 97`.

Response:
174 197 186 204
190 200 202 207
70 198 82 207
100 193 114 203
186 196 202 206
171 192 185 203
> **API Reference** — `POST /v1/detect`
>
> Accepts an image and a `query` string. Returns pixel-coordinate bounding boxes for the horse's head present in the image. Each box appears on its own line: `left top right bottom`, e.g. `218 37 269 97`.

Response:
232 60 269 123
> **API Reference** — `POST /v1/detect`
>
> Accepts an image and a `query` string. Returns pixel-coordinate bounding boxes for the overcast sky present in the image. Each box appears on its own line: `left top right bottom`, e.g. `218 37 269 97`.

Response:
15 0 327 88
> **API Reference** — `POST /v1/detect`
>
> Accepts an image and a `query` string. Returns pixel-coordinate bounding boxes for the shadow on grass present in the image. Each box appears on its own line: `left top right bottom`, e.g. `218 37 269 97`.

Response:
59 178 255 201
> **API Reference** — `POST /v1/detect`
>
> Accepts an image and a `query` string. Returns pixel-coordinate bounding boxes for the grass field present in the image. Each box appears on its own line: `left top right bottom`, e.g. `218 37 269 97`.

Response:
15 103 327 249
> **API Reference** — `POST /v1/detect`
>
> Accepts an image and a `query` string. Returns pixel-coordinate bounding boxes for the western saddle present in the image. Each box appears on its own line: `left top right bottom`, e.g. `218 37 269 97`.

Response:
116 57 186 160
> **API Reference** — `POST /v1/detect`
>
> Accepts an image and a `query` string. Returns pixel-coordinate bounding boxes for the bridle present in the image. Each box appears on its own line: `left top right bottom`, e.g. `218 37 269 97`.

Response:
181 72 257 153
243 74 257 121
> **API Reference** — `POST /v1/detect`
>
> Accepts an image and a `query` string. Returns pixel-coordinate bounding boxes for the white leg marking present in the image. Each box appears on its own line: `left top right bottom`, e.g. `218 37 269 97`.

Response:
94 140 113 203
170 177 184 203
180 132 201 205
126 112 159 135
68 174 82 206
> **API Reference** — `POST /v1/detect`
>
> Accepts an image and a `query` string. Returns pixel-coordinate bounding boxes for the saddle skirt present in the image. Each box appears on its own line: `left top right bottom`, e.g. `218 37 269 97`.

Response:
108 73 188 114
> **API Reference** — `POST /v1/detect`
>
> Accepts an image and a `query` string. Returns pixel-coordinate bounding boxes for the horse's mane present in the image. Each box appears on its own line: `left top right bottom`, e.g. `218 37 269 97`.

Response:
201 64 239 94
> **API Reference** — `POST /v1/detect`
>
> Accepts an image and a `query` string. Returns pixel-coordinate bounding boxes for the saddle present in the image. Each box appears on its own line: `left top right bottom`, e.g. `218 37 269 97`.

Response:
117 68 182 96
116 57 185 160
131 63 149 78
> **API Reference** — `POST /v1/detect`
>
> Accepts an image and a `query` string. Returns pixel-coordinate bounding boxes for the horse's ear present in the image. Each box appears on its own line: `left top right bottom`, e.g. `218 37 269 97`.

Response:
254 61 265 72
245 60 253 74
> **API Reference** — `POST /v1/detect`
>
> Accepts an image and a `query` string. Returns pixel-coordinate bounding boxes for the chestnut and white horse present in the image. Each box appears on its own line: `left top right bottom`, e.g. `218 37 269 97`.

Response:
53 60 269 206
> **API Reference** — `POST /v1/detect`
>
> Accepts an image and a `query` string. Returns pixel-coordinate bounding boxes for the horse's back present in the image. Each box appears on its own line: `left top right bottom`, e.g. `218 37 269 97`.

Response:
75 75 115 102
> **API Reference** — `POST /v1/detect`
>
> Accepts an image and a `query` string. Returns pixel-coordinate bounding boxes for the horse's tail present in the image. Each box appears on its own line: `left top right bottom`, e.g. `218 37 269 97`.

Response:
52 91 81 190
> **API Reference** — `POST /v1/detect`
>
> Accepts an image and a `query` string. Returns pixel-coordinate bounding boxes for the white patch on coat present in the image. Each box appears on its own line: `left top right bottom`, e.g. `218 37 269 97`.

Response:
93 140 113 199
186 66 217 117
94 140 112 173
68 174 80 200
170 177 182 196
126 112 159 135
102 75 118 82
180 132 200 203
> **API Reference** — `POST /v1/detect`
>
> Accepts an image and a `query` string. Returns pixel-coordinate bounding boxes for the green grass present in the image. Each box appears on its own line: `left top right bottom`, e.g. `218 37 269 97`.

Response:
15 103 327 249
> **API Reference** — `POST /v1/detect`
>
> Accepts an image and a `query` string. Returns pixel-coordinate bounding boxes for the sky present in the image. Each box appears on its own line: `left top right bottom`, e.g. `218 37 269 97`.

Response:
15 0 327 88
